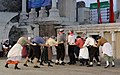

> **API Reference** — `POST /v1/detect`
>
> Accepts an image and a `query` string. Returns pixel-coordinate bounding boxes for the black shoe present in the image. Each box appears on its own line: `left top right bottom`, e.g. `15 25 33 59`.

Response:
28 59 30 62
87 65 93 67
14 67 21 70
34 66 40 68
68 62 76 65
67 62 71 65
23 64 28 67
5 64 9 68
60 62 65 65
112 65 115 67
55 62 59 65
48 64 53 67
96 64 101 66
104 65 109 68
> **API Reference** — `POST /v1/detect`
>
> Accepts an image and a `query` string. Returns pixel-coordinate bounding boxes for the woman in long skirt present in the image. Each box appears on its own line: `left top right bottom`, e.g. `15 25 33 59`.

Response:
5 36 31 70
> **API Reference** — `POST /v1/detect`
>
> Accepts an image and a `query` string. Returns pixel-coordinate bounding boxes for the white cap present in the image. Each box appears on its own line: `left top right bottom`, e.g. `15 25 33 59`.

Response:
59 29 64 32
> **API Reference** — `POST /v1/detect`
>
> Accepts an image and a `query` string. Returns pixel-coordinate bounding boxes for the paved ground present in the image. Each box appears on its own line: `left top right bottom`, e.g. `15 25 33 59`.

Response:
0 56 120 75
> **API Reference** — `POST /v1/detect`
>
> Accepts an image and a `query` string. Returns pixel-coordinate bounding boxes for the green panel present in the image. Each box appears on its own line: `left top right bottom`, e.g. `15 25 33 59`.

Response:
90 1 110 9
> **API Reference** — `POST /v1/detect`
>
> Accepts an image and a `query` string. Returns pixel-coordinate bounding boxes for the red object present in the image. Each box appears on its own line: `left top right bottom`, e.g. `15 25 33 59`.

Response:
109 0 114 23
6 60 19 64
97 0 102 24
75 38 85 48
22 46 27 58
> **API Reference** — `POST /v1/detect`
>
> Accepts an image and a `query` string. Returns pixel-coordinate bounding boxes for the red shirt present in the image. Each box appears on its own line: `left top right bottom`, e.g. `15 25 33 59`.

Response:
75 38 85 48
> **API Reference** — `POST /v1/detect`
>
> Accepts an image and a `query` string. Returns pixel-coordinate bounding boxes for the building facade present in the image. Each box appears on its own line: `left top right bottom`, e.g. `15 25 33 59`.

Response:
1 0 120 59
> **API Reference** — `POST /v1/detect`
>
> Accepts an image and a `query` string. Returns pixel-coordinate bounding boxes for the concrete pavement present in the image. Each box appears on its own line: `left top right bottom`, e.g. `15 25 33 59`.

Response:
0 57 120 75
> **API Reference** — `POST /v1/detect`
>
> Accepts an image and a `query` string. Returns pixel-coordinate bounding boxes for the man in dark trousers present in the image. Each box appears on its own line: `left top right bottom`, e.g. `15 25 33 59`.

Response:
55 29 66 65
83 35 101 67
67 30 76 65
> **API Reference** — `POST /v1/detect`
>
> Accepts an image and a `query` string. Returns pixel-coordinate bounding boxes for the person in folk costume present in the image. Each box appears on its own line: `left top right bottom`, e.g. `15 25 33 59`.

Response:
31 36 46 68
97 36 115 68
40 37 49 65
23 37 34 67
2 40 12 57
74 36 81 61
75 36 89 66
44 36 58 67
5 35 32 70
67 30 76 65
83 35 101 67
55 29 66 65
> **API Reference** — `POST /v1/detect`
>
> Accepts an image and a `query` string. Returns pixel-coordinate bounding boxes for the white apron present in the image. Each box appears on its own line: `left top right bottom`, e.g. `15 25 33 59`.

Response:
79 47 89 59
7 43 23 61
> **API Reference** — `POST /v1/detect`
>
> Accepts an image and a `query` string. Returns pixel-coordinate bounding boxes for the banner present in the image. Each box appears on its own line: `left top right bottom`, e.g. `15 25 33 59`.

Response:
28 0 51 8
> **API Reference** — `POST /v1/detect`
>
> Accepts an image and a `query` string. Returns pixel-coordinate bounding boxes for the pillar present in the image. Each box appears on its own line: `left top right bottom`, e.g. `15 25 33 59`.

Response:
39 7 47 17
28 8 37 22
38 7 47 21
47 0 61 21
22 0 27 13
52 0 57 8
19 0 28 25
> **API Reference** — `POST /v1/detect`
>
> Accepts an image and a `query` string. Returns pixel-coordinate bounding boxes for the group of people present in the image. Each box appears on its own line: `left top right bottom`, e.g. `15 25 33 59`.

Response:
4 29 66 70
67 31 115 68
4 29 115 70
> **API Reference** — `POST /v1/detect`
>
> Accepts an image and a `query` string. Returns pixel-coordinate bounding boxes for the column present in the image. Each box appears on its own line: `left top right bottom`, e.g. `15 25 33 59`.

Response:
22 0 27 13
47 0 61 21
38 7 47 21
39 7 47 17
111 31 116 58
52 0 57 8
28 8 37 22
19 0 28 25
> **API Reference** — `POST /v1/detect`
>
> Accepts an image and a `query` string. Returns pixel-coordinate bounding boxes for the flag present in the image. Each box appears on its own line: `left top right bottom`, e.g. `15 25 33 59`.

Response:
31 0 41 8
28 0 51 8
41 0 51 7
97 0 102 24
109 0 114 23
